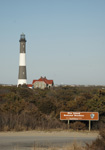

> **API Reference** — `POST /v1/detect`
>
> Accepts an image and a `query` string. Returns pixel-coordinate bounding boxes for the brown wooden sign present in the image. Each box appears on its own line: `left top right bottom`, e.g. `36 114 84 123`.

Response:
60 112 99 121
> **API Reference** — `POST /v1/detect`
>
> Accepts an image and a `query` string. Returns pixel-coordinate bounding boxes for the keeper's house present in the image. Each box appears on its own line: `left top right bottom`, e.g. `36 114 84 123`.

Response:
32 77 54 89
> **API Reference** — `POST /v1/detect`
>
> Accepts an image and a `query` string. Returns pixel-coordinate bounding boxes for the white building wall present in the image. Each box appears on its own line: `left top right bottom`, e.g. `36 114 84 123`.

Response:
34 81 46 89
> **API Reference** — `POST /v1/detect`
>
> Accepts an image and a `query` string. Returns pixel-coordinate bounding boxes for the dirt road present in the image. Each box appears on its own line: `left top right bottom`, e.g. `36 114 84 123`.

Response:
0 130 99 150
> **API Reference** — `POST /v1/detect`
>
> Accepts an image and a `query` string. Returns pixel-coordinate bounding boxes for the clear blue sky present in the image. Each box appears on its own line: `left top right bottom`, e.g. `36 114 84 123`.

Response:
0 0 105 85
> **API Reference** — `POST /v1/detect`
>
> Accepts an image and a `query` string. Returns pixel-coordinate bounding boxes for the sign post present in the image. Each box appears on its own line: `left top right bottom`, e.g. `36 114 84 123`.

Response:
68 120 70 129
89 120 91 132
60 112 99 131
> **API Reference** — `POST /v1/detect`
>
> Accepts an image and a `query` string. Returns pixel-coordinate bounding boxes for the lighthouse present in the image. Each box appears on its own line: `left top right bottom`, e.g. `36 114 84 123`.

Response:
17 33 27 86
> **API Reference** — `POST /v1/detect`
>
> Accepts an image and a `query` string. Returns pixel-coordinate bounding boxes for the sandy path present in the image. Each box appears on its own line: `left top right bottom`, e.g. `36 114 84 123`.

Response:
0 130 99 137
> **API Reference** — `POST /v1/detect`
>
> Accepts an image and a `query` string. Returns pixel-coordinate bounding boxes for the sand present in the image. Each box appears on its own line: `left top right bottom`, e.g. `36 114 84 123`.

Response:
0 130 99 138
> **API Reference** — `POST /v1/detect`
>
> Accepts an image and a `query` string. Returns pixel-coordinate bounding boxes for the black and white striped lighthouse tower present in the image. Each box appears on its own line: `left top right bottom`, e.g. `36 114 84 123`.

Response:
17 33 27 86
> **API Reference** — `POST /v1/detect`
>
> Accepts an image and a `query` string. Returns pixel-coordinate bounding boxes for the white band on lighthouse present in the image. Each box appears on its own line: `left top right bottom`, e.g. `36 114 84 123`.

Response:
19 53 26 66
18 79 27 85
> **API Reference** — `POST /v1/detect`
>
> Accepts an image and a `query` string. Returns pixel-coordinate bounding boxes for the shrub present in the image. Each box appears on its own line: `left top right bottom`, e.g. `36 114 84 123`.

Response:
85 129 105 150
38 99 56 115
70 121 86 130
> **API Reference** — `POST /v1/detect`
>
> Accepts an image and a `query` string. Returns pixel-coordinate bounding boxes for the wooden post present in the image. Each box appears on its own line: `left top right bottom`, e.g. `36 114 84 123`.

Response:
89 120 91 132
68 120 70 129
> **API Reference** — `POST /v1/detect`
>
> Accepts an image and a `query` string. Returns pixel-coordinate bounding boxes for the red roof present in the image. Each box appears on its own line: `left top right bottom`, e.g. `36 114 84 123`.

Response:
32 80 37 84
27 84 33 87
32 77 53 85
